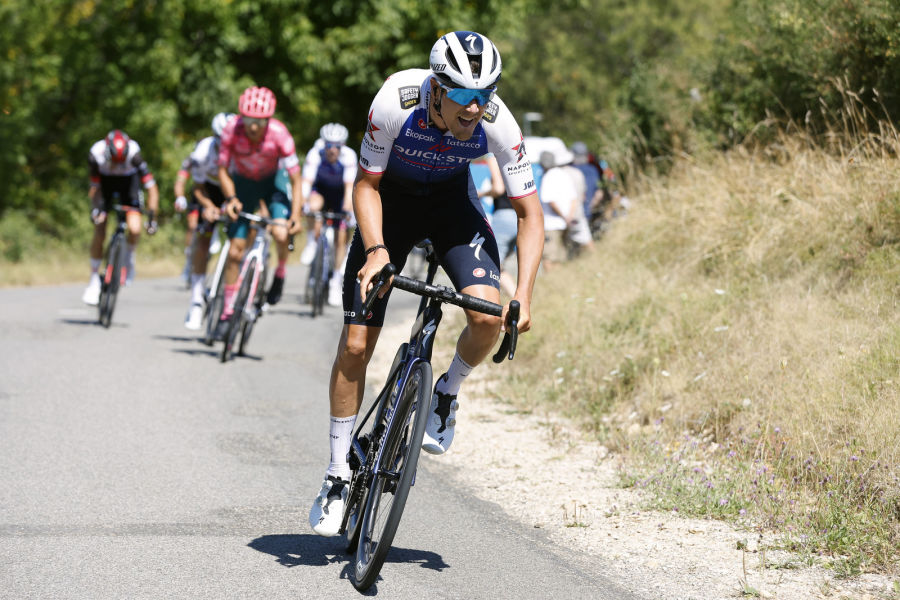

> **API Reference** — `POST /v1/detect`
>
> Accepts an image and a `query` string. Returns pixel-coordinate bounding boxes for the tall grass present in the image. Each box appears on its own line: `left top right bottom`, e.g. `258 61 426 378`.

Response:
497 90 900 573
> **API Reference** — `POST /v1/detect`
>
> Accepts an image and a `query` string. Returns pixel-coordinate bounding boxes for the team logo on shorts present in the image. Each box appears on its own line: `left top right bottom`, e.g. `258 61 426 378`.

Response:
472 267 486 278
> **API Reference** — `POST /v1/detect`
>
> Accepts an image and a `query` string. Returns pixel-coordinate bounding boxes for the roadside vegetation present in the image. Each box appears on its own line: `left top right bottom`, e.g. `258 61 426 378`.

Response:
497 95 899 574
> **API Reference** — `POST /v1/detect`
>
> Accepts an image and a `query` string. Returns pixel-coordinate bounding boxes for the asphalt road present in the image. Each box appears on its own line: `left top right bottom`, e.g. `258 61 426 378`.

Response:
0 267 638 599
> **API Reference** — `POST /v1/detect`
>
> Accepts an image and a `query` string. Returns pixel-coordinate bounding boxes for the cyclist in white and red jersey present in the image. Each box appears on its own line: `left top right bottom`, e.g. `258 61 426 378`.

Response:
299 122 359 305
214 86 303 338
309 31 544 537
177 112 236 330
82 130 160 305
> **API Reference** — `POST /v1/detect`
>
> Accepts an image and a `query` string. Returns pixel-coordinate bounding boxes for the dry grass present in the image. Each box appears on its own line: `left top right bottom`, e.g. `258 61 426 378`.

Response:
496 113 899 572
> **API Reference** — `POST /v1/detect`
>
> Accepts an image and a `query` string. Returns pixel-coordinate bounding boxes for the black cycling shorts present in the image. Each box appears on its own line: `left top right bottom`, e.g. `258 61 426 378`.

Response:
342 172 501 327
99 174 143 210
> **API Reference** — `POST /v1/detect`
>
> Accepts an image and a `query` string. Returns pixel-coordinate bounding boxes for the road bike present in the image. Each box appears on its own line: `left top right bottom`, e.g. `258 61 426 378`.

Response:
339 242 519 591
219 212 295 362
305 210 347 317
97 202 150 328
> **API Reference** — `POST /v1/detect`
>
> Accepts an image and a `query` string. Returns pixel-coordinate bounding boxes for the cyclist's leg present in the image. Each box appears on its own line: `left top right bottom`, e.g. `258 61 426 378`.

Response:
310 209 417 537
422 184 503 454
265 189 292 305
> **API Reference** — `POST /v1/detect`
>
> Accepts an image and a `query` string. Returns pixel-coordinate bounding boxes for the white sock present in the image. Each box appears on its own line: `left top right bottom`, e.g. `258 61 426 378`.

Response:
127 244 136 267
326 415 357 481
190 274 205 305
437 352 474 396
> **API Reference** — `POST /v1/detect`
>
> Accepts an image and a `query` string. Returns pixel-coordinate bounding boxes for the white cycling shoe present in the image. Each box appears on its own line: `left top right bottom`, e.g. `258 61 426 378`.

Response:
309 475 348 537
422 375 459 455
327 275 343 307
300 239 317 265
81 275 101 306
184 303 204 330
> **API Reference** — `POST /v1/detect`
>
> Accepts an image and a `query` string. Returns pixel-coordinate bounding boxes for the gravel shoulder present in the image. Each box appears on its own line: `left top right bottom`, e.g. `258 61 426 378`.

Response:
371 317 897 600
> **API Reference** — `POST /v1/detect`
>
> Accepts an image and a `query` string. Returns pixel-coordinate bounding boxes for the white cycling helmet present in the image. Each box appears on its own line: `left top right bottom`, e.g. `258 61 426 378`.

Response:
429 31 502 89
212 112 235 137
319 122 349 145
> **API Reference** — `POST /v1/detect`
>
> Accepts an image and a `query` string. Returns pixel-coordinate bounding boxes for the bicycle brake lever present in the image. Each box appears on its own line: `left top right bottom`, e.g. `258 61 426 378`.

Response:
361 263 397 319
492 300 520 363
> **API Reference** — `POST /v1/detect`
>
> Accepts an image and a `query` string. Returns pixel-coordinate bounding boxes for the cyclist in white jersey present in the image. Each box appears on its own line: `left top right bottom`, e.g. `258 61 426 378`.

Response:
178 112 236 329
82 130 159 305
309 31 544 537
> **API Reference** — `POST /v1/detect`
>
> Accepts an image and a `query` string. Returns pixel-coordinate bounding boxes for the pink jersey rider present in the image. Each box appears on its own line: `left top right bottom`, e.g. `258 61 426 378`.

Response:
218 116 300 181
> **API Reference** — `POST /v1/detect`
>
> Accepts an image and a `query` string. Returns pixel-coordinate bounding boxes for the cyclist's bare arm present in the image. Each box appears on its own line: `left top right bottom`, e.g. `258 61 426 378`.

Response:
353 169 389 300
218 166 241 219
507 190 543 333
288 168 304 234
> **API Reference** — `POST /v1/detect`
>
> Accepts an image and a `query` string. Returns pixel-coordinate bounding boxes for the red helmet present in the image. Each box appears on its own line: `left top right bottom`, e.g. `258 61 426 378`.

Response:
238 86 277 118
105 129 130 163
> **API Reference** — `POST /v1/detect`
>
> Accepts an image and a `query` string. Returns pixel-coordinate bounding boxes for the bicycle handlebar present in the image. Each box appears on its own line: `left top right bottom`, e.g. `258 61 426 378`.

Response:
362 263 520 362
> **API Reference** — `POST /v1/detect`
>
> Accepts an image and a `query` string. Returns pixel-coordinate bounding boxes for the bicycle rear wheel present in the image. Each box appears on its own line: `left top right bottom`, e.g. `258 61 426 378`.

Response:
98 233 124 328
353 360 432 591
220 257 255 363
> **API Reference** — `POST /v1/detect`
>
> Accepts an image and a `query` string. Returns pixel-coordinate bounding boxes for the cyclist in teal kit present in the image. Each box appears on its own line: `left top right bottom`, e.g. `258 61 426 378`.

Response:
309 31 544 536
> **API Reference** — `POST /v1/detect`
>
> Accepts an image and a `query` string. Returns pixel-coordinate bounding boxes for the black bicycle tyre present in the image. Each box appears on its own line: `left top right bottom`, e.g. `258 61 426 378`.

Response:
99 233 124 328
203 261 228 346
310 240 325 317
220 257 255 363
238 265 266 355
353 360 432 591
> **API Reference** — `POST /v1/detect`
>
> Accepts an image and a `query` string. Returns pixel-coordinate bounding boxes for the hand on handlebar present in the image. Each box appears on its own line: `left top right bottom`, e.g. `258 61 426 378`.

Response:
357 251 392 304
225 197 242 221
146 210 158 235
202 205 221 223
90 208 107 225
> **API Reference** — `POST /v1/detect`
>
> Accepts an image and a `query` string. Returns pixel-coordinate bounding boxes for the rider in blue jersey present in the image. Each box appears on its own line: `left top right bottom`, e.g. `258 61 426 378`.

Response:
300 123 358 305
309 31 545 537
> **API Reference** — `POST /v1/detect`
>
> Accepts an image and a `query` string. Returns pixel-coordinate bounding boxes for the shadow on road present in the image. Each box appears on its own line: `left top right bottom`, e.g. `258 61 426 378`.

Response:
59 318 127 328
248 533 448 584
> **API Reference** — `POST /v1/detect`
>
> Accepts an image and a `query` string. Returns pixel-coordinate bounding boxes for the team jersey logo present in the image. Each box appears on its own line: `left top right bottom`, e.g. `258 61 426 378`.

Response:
366 110 380 141
513 135 527 163
398 86 420 110
418 118 427 129
482 101 499 124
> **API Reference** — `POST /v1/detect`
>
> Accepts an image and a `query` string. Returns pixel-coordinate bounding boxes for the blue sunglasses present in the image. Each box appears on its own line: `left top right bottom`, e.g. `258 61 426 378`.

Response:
440 84 496 107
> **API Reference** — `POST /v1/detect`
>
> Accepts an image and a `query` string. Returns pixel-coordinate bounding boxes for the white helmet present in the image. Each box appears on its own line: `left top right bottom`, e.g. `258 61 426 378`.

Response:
319 122 348 144
430 31 502 89
211 112 235 137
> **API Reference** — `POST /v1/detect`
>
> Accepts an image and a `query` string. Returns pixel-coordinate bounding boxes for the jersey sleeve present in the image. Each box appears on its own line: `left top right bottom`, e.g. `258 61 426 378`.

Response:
217 120 236 169
357 79 406 176
340 147 358 183
130 142 156 189
302 146 322 182
485 97 536 200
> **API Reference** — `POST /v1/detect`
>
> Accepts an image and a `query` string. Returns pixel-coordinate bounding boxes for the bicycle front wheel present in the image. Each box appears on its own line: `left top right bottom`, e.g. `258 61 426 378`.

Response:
98 233 125 328
353 360 432 591
220 257 255 363
238 265 266 356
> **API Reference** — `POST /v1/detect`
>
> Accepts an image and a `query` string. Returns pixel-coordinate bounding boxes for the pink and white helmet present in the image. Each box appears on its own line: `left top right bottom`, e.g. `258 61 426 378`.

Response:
238 86 276 118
